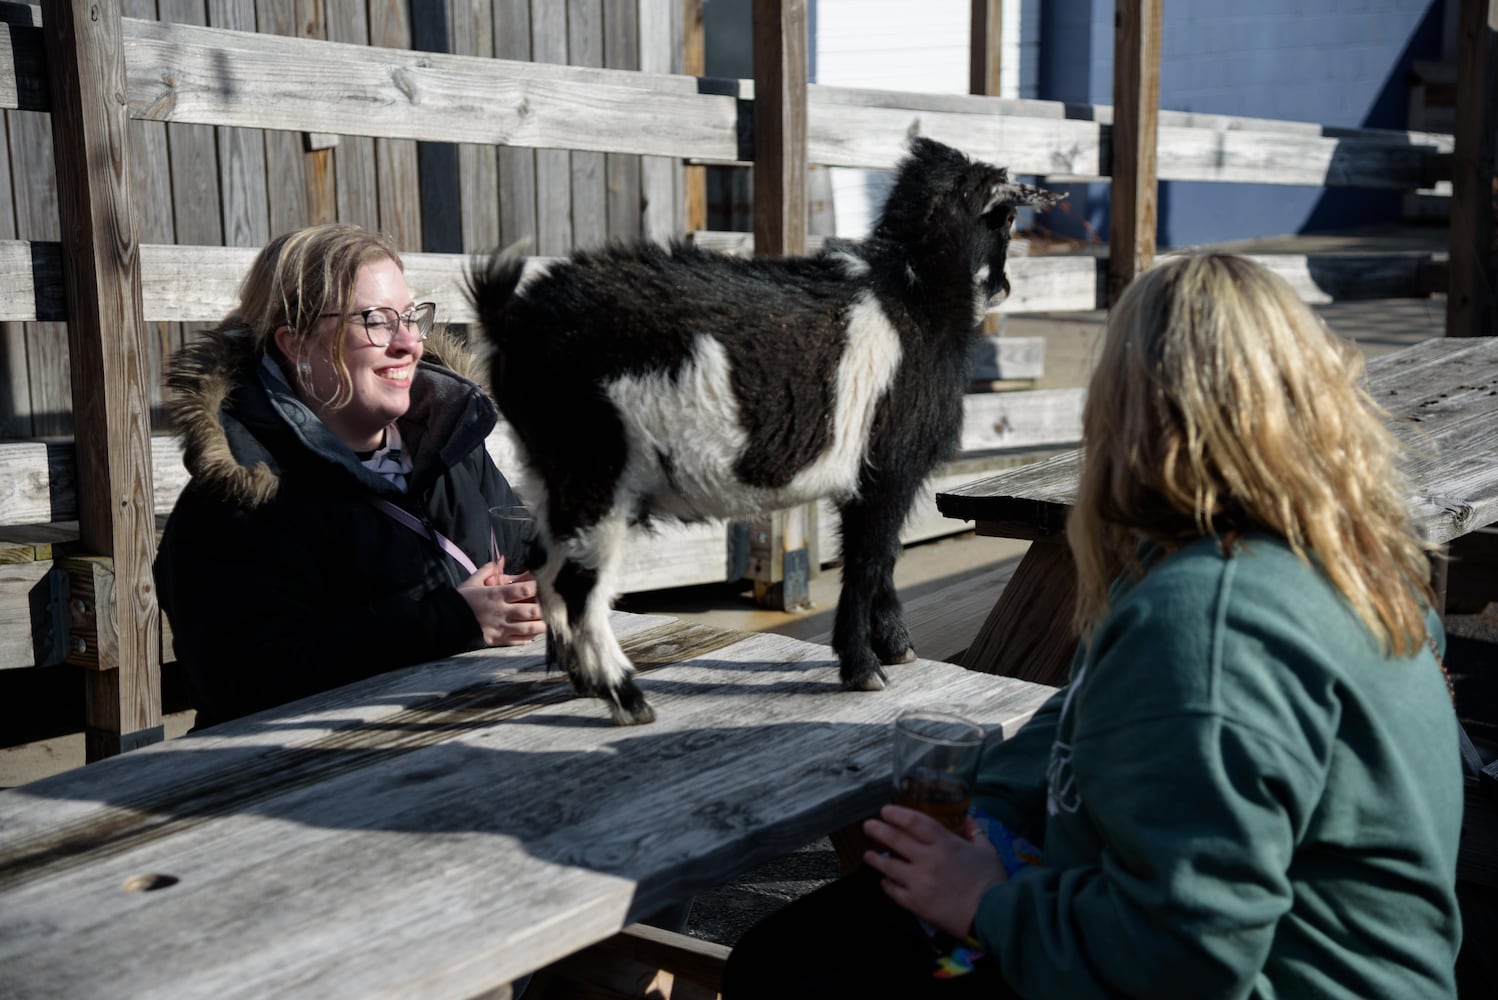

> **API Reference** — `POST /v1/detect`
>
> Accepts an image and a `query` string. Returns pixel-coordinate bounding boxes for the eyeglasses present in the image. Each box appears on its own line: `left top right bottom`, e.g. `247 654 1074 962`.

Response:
320 302 437 347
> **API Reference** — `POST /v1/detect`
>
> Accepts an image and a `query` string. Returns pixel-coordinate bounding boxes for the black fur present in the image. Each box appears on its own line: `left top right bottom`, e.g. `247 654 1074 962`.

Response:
468 138 1060 725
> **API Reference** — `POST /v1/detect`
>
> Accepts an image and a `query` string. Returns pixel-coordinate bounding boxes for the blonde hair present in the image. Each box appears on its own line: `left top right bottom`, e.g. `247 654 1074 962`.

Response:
1067 253 1433 655
227 223 406 410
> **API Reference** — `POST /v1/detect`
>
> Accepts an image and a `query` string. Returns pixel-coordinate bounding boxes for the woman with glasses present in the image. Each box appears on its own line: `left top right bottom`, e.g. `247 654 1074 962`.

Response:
155 223 544 729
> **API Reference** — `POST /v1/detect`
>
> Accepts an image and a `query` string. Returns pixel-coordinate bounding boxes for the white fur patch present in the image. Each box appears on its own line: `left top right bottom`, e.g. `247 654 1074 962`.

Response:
607 335 754 520
973 265 991 326
603 292 904 520
786 291 903 499
534 509 636 692
829 250 870 278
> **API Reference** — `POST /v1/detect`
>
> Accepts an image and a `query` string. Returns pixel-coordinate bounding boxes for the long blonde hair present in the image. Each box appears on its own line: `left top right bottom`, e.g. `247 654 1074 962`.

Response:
1068 253 1433 655
228 223 406 410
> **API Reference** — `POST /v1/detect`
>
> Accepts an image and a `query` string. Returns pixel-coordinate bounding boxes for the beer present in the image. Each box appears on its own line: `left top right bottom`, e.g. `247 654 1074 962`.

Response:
895 766 971 833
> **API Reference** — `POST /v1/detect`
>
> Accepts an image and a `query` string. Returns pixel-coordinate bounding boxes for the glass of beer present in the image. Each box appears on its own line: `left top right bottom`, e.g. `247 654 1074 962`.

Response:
488 504 536 574
892 710 984 833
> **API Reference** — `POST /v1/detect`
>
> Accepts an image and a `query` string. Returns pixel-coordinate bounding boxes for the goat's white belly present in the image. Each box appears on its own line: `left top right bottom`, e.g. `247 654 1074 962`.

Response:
606 293 904 522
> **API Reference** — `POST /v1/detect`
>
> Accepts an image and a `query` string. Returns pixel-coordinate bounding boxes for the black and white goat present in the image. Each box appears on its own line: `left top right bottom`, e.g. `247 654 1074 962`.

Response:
468 137 1060 725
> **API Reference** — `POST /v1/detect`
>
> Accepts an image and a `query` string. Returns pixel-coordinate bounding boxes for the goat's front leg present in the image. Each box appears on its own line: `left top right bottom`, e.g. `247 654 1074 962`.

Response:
832 490 917 691
538 514 655 725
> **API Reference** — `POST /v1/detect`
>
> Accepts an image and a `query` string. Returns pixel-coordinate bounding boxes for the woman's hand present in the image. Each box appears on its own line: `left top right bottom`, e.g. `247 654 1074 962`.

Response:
862 804 1009 940
457 559 545 646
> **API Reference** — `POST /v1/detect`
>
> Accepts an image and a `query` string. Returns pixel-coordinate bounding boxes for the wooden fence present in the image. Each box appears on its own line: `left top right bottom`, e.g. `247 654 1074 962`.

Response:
1 0 687 438
0 0 1493 757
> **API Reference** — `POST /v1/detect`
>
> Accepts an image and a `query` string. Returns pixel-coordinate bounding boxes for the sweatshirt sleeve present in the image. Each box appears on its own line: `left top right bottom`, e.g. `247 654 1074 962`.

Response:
971 581 1326 998
971 684 1067 840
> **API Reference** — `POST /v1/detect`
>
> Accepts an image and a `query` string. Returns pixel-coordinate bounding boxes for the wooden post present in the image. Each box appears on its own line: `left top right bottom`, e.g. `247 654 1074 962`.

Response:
971 0 1003 334
969 0 1002 97
43 0 163 759
751 0 807 258
682 0 706 234
1448 0 1497 338
746 0 815 611
1107 0 1161 305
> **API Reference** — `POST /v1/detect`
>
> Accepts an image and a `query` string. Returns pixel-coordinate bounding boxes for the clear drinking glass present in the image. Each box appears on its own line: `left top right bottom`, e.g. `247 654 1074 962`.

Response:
891 710 984 833
488 504 535 574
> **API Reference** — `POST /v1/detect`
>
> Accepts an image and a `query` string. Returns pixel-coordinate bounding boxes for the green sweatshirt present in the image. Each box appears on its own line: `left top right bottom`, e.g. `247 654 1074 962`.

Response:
971 534 1463 998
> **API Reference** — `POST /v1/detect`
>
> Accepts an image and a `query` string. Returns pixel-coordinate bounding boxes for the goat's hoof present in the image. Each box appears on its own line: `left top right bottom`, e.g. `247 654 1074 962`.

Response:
883 646 918 666
607 679 656 726
841 663 888 692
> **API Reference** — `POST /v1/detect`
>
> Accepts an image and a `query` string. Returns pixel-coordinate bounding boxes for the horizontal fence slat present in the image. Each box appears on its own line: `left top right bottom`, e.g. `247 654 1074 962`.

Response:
121 18 742 161
0 240 1447 324
0 16 1453 190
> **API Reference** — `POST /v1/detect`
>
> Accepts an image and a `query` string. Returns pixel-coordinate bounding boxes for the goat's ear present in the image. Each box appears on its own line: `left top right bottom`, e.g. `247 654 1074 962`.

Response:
983 181 1067 213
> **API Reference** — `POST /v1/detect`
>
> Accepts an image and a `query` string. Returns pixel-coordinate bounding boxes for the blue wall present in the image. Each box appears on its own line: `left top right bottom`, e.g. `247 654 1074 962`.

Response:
1038 0 1446 247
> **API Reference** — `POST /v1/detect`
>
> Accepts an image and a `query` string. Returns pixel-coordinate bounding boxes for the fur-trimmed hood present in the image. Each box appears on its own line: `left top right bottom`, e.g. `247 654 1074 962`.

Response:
164 325 499 508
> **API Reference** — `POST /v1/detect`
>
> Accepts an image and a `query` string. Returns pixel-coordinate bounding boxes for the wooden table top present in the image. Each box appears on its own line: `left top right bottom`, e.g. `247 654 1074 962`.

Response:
937 337 1498 546
0 612 1051 1000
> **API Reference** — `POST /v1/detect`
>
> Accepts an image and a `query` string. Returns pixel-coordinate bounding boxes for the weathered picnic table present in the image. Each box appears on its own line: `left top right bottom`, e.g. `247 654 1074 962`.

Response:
0 612 1051 999
937 336 1498 687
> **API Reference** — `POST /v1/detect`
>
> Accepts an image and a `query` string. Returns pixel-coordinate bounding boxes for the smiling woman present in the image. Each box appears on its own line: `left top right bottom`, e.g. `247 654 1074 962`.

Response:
152 224 547 729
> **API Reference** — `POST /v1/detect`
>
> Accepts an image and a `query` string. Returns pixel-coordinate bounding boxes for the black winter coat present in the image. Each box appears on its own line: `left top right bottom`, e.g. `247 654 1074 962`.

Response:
154 330 528 728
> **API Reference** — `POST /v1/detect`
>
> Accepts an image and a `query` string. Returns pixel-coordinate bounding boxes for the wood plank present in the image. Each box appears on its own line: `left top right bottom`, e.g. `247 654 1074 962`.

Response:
0 8 47 112
43 0 161 756
494 0 538 249
968 335 1045 382
368 0 422 247
680 0 705 235
959 537 1078 686
602 0 641 244
750 0 807 257
1108 0 1160 303
0 617 1054 997
637 0 680 244
938 338 1498 548
568 0 608 250
958 387 1085 453
156 0 223 401
122 0 175 253
969 0 1001 97
450 0 500 253
324 0 380 232
410 0 462 253
253 0 308 236
1447 0 1497 338
0 240 1450 327
0 559 51 669
206 0 270 249
96 17 1453 191
120 18 741 159
9 106 71 436
0 103 22 437
803 85 1451 187
530 0 573 256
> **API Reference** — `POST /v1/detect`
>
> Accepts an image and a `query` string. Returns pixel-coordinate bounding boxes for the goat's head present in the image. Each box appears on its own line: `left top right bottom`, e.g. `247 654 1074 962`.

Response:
875 137 1063 314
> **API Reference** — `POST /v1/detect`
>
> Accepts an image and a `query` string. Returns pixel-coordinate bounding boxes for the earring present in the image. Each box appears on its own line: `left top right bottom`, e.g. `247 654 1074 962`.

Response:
297 361 312 376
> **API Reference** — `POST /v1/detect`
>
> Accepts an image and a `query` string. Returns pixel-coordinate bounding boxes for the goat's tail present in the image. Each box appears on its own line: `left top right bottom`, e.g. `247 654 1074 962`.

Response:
464 240 531 377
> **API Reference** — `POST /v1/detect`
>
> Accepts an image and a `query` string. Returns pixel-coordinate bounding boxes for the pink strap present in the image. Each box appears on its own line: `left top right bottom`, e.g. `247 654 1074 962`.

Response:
370 498 478 576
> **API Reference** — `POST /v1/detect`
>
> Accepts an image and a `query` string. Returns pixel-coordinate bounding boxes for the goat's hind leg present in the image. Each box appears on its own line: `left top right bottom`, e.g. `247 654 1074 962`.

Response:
541 513 655 725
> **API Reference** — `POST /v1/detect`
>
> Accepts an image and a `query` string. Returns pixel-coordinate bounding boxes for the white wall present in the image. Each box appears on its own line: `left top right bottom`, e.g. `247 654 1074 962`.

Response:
813 0 1037 237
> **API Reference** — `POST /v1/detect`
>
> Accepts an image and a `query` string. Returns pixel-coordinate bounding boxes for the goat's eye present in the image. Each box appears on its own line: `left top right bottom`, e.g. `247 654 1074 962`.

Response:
985 209 1013 231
